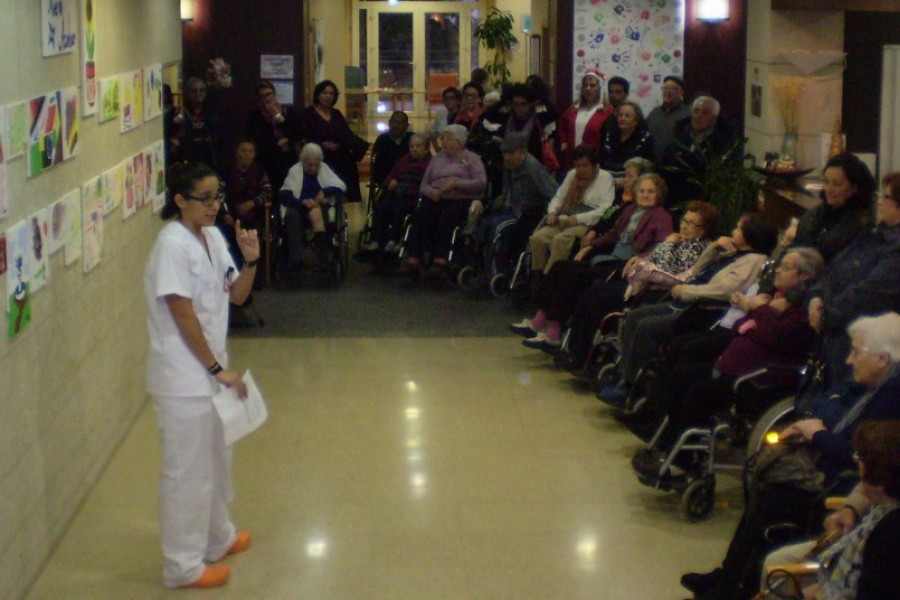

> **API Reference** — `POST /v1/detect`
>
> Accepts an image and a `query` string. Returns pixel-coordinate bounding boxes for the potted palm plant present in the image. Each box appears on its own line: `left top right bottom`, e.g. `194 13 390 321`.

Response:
473 7 518 88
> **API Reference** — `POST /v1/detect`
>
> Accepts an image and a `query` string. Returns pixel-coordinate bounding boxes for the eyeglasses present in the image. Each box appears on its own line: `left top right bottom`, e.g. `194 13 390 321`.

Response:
848 346 872 358
680 217 703 227
185 193 225 207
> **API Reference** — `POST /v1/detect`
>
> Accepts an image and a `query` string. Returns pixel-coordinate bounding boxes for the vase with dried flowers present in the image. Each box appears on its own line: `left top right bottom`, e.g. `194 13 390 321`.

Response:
773 77 805 164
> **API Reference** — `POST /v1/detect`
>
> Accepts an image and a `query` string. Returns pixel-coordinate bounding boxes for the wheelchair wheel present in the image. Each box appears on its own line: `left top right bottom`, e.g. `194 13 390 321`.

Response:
457 265 478 291
489 273 509 299
681 475 716 521
746 397 796 456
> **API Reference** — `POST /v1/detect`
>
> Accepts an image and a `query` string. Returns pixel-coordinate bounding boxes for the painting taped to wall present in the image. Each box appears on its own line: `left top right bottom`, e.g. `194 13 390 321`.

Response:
48 197 68 255
29 210 50 292
81 0 97 116
27 93 64 178
122 158 136 219
60 87 80 159
6 102 28 160
99 76 120 124
81 179 103 272
63 187 82 266
6 220 32 339
144 64 162 122
147 140 166 213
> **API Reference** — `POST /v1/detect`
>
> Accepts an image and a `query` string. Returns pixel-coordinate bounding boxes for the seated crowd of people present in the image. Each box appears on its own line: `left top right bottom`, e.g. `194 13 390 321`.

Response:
169 69 900 598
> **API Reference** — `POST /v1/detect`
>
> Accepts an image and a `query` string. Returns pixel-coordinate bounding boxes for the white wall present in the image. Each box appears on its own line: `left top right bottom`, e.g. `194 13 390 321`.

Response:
0 2 180 598
744 1 844 170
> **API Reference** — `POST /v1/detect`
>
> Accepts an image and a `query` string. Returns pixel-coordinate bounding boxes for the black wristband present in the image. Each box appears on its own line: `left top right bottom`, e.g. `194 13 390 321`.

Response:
244 258 260 268
207 362 223 376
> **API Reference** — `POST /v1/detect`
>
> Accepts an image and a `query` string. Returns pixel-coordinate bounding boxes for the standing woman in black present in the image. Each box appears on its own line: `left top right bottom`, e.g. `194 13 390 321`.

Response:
298 80 369 202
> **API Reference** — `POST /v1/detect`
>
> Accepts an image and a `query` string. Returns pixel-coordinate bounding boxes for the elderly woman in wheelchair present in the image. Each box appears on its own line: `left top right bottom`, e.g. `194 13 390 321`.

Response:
755 420 900 600
626 248 825 450
279 142 347 272
677 313 900 600
399 124 487 280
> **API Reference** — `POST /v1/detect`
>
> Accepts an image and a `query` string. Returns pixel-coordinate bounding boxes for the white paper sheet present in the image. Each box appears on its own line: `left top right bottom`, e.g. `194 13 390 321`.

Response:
212 370 268 445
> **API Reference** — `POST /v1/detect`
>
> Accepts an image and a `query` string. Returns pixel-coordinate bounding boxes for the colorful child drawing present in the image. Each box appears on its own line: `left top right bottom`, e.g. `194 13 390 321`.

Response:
64 188 82 266
144 64 163 121
99 77 120 124
81 181 103 272
29 211 50 292
60 87 80 159
132 70 144 129
6 103 28 159
6 221 32 338
26 93 63 178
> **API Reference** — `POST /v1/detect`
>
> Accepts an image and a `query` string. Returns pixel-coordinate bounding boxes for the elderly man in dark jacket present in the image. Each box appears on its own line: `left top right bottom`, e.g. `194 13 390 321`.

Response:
660 95 735 206
469 131 558 273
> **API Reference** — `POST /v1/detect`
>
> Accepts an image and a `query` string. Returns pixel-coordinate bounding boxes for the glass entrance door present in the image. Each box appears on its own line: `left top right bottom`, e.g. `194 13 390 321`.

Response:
354 1 482 118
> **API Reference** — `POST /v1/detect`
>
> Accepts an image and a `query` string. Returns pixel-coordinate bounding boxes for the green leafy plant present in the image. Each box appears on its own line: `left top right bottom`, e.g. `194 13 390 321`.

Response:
473 8 518 87
665 137 760 233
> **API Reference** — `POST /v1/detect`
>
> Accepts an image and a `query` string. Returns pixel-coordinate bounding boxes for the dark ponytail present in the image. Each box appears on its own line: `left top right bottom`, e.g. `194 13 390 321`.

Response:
161 161 219 220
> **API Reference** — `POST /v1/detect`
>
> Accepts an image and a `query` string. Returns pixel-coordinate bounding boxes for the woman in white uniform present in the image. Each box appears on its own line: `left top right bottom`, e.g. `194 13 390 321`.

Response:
144 161 259 588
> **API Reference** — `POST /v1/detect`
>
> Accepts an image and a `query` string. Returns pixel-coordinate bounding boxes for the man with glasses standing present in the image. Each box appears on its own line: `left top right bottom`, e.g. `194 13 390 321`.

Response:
247 79 301 192
645 76 690 164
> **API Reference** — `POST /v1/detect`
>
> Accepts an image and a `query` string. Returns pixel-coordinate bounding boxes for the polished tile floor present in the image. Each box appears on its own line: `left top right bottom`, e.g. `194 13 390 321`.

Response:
27 181 745 599
27 333 745 599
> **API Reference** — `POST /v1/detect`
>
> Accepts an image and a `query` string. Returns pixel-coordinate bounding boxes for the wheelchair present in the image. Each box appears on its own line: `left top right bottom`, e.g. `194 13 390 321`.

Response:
629 365 804 521
455 215 521 298
356 150 383 256
278 192 350 285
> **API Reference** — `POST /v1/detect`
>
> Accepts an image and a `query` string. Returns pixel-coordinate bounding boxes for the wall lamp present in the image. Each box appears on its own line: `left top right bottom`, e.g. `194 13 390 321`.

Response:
696 0 730 22
180 0 194 22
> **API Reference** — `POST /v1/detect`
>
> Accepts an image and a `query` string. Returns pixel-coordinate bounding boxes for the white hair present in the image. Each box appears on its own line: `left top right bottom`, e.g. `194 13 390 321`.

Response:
408 132 428 147
692 95 721 116
300 142 323 162
442 124 468 146
848 313 900 362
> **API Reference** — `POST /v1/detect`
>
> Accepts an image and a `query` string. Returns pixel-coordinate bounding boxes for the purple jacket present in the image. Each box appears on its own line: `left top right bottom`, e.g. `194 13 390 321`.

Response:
592 203 672 256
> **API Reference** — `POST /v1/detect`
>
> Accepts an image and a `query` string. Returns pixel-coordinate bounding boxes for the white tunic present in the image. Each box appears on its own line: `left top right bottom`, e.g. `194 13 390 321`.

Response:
144 221 237 397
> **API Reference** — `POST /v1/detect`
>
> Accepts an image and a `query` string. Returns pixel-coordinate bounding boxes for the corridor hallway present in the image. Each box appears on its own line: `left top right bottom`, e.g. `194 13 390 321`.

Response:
25 204 743 599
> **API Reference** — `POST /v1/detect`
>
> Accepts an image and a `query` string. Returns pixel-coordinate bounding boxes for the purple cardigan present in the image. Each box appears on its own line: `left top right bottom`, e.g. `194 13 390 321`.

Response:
592 203 672 256
419 149 487 201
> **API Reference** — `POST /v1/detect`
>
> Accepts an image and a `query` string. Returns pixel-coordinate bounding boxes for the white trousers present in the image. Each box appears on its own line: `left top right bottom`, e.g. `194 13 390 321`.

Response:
153 394 236 588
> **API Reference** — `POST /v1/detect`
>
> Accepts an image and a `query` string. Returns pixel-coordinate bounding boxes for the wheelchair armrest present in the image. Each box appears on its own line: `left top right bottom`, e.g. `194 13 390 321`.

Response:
766 562 819 578
599 312 626 333
732 363 805 394
824 496 848 512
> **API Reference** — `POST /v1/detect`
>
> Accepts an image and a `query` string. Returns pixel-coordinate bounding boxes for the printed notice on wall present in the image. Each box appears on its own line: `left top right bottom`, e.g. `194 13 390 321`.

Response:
260 55 294 80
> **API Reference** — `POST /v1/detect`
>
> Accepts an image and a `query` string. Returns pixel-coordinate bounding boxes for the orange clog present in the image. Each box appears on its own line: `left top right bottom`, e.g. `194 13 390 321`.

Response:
183 565 230 588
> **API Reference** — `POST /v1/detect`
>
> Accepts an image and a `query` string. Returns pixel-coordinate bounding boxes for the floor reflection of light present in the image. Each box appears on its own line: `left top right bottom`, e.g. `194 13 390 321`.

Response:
405 407 420 420
518 372 532 385
576 535 597 571
406 381 418 393
406 448 423 463
406 436 421 448
411 472 427 498
306 538 328 558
